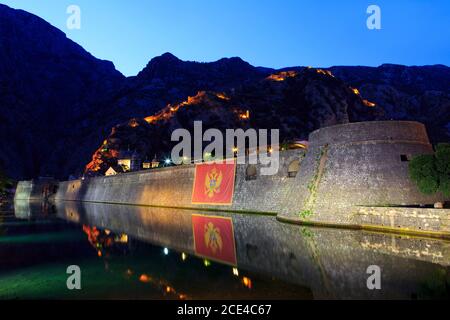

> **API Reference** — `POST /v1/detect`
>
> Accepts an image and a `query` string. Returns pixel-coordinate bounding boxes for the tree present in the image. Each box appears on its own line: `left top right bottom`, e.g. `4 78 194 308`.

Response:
409 143 450 197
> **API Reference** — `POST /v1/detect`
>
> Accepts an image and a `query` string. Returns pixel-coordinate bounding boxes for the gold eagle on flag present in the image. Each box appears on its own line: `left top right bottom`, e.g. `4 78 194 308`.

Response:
204 167 223 198
204 222 223 254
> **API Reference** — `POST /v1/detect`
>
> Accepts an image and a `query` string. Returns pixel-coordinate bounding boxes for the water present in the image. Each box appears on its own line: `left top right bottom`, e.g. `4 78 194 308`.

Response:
0 201 449 300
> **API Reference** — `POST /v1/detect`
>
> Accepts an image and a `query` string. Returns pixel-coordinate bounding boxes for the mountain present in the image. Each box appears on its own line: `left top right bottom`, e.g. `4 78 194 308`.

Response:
329 64 450 143
84 68 380 175
0 4 448 179
68 53 273 179
86 62 450 176
99 52 269 128
0 4 268 179
0 3 125 179
46 52 271 180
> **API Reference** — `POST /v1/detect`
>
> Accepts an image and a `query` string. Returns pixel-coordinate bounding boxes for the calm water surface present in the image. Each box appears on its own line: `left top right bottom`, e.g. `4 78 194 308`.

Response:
0 201 449 299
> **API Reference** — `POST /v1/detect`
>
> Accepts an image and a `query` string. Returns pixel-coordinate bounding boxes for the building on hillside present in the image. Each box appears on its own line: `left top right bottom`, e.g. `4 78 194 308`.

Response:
130 151 142 172
117 150 133 171
105 165 125 176
142 159 151 169
143 156 160 169
117 150 142 172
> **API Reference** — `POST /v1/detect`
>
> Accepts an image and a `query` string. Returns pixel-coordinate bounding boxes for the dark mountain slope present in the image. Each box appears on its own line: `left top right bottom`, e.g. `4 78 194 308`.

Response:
0 3 125 179
66 53 270 178
104 53 269 119
0 4 448 179
329 64 450 143
84 68 379 175
0 4 268 179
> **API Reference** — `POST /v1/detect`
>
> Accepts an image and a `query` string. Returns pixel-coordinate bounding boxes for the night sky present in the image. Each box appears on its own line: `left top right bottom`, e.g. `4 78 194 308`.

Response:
1 0 449 75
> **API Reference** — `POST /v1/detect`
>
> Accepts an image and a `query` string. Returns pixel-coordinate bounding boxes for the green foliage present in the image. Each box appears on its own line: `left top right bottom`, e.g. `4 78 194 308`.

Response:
417 175 439 195
299 209 314 219
435 143 450 174
440 175 450 198
300 227 314 238
280 141 290 151
409 143 450 197
409 154 438 194
303 145 328 214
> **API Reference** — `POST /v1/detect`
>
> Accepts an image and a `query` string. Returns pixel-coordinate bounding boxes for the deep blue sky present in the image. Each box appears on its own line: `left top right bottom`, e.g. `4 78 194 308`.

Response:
2 0 449 76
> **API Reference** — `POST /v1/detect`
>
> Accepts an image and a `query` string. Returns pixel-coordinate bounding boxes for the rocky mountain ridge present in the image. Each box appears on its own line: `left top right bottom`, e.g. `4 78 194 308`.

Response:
0 3 448 179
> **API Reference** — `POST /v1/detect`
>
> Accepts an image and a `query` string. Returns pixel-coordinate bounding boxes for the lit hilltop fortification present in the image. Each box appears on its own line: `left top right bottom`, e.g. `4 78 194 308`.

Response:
15 121 450 238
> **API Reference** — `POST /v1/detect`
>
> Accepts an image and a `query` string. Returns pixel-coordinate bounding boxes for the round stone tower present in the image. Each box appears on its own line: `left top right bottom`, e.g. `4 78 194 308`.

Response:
285 121 447 224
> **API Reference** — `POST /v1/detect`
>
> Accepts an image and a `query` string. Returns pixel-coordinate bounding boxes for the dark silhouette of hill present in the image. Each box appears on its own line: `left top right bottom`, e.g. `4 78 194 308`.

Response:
0 4 448 179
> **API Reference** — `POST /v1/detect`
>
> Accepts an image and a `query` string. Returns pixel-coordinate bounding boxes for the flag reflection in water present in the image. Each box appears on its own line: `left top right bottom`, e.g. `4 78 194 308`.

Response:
192 214 237 266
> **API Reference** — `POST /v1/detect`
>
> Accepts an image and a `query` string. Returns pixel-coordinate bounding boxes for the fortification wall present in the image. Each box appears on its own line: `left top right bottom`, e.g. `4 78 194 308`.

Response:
284 121 447 224
14 179 58 201
46 120 450 235
55 149 305 214
14 181 33 200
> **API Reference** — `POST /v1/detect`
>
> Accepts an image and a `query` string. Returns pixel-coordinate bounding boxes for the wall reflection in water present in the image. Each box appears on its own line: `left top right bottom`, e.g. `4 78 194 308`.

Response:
43 201 450 299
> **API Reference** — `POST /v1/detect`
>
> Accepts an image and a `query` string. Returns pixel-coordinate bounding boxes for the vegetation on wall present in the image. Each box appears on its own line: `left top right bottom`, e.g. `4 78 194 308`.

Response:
300 145 329 219
409 143 450 197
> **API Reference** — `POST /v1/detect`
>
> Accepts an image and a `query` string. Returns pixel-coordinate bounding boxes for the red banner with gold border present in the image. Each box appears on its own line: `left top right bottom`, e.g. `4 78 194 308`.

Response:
191 160 236 205
192 214 237 266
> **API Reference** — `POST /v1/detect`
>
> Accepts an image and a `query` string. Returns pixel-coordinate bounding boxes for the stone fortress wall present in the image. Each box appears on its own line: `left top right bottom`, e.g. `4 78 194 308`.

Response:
280 121 449 237
287 121 446 221
15 177 58 201
15 181 33 201
19 121 450 237
55 149 305 214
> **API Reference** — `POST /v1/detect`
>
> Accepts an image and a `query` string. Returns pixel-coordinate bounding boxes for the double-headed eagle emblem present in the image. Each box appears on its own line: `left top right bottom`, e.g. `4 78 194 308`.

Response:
204 167 223 198
204 222 223 254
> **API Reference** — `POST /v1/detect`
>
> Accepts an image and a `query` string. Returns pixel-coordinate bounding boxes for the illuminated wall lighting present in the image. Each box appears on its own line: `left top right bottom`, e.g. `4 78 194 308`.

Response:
242 276 252 289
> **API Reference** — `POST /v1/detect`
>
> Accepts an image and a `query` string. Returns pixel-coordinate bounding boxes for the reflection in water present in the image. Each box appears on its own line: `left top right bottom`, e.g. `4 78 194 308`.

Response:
2 200 450 299
192 214 237 266
80 224 189 299
3 200 304 300
14 200 53 220
82 225 129 258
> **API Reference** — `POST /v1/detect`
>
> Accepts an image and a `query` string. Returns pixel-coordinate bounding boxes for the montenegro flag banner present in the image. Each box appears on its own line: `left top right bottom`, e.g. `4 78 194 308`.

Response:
192 214 237 266
191 160 236 205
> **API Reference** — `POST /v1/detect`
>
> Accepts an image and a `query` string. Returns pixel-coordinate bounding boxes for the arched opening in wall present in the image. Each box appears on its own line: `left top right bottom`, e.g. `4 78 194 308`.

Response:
288 160 300 178
246 165 257 181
